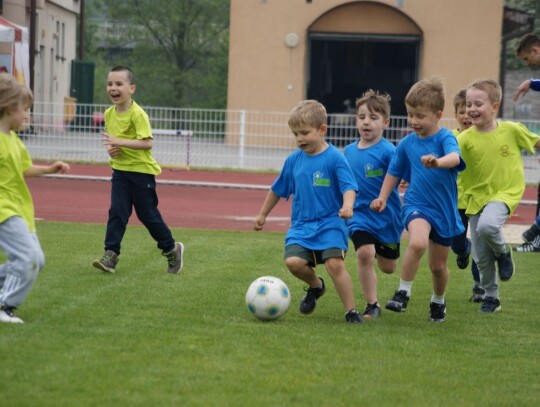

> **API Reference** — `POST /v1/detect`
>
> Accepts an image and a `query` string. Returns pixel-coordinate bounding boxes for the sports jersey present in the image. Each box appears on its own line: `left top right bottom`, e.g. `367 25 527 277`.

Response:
272 144 357 250
388 128 465 239
458 121 540 215
343 138 403 243
104 100 161 175
0 131 35 231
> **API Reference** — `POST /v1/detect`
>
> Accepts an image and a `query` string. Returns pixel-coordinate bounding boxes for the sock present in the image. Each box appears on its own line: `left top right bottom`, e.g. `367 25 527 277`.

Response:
431 293 445 305
398 279 413 297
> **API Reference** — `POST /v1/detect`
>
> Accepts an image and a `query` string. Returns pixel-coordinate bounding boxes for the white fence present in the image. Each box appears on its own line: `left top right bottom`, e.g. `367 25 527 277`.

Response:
22 101 540 182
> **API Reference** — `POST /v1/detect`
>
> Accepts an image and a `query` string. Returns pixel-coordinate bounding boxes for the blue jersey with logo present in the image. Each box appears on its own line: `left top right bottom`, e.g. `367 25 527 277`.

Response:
344 138 403 243
388 128 465 239
272 144 357 250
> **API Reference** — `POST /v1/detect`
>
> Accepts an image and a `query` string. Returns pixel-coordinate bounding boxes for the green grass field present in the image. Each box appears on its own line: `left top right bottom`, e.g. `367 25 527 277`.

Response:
1 222 539 406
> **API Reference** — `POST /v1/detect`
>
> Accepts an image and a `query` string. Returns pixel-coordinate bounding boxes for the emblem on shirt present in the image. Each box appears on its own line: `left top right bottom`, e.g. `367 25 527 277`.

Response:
500 145 510 157
364 163 383 178
312 171 331 187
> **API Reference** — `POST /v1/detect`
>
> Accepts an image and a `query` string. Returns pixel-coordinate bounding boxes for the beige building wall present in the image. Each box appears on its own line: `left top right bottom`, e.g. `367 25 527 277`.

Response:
228 0 504 119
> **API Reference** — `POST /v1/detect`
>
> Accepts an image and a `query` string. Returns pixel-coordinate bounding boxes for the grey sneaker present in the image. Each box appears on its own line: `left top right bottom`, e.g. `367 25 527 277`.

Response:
163 242 184 274
0 306 23 324
92 250 119 273
496 244 514 282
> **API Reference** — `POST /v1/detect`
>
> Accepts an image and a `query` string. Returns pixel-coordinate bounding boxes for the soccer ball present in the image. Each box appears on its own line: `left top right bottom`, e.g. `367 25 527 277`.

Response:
245 276 291 321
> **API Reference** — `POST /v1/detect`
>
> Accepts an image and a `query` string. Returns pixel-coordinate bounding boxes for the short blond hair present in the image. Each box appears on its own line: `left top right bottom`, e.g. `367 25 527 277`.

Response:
468 79 502 104
288 100 327 130
405 76 445 113
453 88 467 112
0 73 30 119
355 89 391 119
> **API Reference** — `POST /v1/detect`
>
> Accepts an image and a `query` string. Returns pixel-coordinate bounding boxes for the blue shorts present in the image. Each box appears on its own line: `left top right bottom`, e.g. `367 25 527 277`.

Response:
405 211 453 247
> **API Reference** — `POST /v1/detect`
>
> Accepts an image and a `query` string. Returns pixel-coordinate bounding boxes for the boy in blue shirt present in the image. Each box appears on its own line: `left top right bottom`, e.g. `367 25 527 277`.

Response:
344 90 403 319
253 100 363 323
371 77 465 323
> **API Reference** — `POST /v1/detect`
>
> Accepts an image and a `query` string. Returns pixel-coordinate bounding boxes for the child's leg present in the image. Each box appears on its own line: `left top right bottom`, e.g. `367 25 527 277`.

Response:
104 170 134 255
451 209 470 256
475 202 509 257
131 173 176 253
469 213 498 298
428 241 450 296
400 218 431 287
0 217 44 308
324 257 356 312
356 244 378 304
284 256 321 287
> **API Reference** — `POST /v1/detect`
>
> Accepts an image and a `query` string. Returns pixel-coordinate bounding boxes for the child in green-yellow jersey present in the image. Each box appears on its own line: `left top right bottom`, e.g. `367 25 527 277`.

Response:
458 79 540 313
0 74 70 323
92 66 184 275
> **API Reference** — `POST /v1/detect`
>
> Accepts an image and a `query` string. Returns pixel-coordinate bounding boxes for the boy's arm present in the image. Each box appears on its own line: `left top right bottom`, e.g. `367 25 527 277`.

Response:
370 173 399 213
338 189 355 219
420 152 460 169
102 132 153 150
512 79 540 101
253 190 281 231
24 161 70 178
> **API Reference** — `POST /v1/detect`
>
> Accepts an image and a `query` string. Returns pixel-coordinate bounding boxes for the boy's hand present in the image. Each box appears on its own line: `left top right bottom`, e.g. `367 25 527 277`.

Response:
338 206 353 219
50 161 70 174
370 198 386 213
102 132 122 158
106 144 122 158
253 215 266 231
512 79 531 102
421 154 439 168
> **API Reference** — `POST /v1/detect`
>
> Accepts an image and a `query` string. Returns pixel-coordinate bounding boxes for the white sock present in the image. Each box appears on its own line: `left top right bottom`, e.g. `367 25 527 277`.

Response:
431 293 445 304
398 279 413 297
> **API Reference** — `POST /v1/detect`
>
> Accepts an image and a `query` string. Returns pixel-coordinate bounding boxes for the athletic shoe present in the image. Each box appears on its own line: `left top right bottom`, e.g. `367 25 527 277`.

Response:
0 306 24 324
456 238 471 269
469 286 486 303
429 301 446 323
496 244 514 282
385 290 409 312
345 309 364 324
522 223 540 243
299 278 326 314
514 235 540 253
92 250 119 273
479 296 501 313
363 302 381 319
163 242 184 274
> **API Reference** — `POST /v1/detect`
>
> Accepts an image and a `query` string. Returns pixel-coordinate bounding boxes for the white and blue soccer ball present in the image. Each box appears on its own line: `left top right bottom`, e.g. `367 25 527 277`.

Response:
245 276 291 321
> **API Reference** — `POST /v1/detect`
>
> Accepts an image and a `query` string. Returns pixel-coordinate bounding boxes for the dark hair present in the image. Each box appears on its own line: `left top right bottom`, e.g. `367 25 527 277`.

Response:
516 33 540 55
355 89 391 119
110 65 135 84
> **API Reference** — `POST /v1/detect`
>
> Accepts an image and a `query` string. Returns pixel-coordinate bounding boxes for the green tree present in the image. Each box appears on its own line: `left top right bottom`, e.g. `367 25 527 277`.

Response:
86 0 229 108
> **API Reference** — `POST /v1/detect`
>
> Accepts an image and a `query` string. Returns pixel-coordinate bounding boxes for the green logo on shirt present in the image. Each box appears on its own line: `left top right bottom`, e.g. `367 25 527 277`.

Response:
364 164 383 178
313 171 331 187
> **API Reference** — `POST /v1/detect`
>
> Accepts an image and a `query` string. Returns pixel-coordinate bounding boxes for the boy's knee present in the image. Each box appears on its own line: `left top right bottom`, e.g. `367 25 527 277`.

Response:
284 257 307 273
476 221 498 239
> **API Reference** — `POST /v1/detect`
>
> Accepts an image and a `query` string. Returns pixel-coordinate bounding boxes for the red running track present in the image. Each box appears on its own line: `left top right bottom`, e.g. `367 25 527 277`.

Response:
27 163 537 231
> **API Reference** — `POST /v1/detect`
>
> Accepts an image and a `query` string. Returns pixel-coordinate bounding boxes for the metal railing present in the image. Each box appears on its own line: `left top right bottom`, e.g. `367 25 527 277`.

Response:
21 101 540 183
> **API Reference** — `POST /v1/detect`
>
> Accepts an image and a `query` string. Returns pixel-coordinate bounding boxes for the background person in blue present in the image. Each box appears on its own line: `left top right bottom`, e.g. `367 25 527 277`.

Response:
253 100 363 324
371 77 465 323
344 90 403 319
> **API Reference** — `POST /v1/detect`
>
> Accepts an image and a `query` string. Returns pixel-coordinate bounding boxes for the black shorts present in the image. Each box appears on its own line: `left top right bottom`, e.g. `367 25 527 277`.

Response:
284 244 345 267
350 230 400 260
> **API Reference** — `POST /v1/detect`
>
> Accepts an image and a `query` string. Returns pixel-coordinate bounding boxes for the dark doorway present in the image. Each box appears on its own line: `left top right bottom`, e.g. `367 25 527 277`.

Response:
307 34 420 116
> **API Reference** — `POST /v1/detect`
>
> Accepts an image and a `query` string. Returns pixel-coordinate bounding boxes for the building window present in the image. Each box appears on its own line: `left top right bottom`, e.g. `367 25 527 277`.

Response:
61 22 65 59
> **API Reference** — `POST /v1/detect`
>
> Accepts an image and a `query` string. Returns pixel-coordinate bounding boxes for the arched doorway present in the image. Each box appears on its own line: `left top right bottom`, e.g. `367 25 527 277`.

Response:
307 2 422 118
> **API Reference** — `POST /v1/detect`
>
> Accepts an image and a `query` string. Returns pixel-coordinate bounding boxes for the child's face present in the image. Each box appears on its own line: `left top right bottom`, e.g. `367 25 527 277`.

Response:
8 102 30 132
107 70 136 108
454 103 471 132
290 123 327 155
406 105 442 138
466 88 499 130
356 104 389 144
519 46 540 67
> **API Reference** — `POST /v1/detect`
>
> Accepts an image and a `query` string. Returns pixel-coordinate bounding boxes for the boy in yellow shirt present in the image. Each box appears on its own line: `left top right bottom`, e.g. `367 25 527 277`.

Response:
458 79 540 313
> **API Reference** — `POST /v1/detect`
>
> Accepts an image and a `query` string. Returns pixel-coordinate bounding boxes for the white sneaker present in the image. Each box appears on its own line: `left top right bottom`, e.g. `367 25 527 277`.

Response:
0 307 24 324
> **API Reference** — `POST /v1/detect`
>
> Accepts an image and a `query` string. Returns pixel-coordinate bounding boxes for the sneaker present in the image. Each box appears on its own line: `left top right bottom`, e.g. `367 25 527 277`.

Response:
456 238 471 269
299 278 325 314
163 242 184 274
385 290 409 312
514 241 540 253
496 244 514 282
345 309 364 324
363 302 382 319
470 286 486 303
0 306 24 324
92 250 119 273
522 223 540 243
479 296 501 313
429 301 446 323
